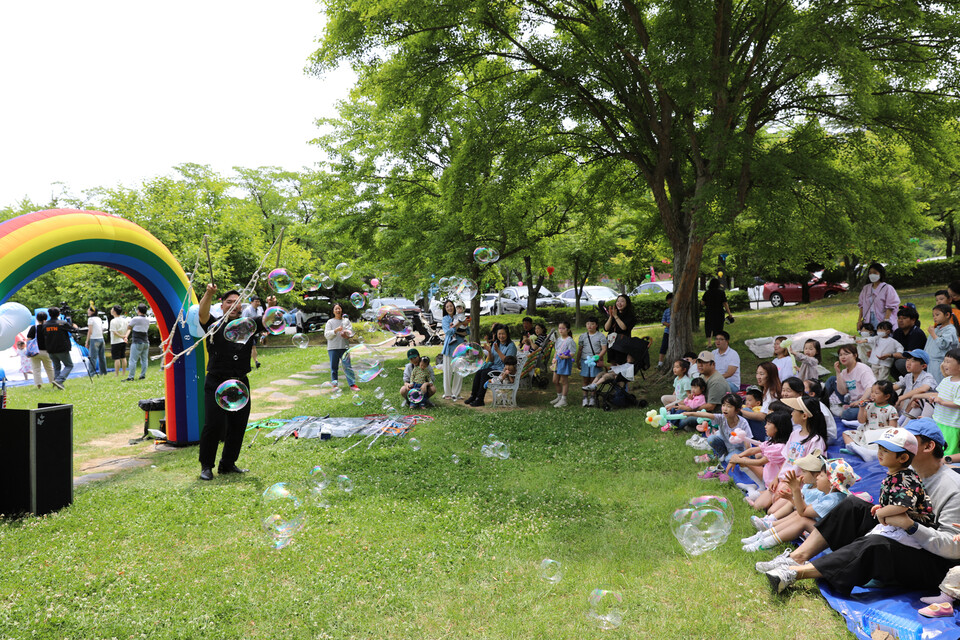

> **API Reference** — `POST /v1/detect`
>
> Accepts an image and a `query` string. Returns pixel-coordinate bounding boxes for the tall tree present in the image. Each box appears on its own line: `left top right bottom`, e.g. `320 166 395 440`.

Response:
312 0 960 358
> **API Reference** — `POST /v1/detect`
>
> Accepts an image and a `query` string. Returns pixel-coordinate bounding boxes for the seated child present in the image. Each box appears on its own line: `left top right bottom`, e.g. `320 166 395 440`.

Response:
582 354 635 390
728 411 791 501
668 376 706 412
790 339 822 382
740 387 768 441
408 356 436 407
864 427 934 549
683 393 749 478
841 380 899 461
855 323 877 364
660 358 692 408
741 453 856 551
868 320 899 381
485 355 518 404
772 337 795 383
800 378 836 444
894 349 936 424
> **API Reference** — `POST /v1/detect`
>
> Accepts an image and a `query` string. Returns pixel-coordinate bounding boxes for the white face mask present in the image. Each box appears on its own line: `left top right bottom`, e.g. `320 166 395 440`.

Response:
860 330 871 337
878 330 889 338
869 273 881 283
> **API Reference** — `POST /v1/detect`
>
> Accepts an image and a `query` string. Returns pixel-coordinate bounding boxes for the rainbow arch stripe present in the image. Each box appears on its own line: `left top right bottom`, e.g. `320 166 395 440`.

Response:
0 209 206 444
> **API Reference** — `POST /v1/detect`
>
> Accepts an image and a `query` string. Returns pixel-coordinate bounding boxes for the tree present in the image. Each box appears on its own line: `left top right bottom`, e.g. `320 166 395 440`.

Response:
312 0 960 359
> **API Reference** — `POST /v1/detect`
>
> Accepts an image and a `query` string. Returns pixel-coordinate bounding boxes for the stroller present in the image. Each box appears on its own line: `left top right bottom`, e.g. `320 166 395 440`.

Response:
594 337 650 411
414 311 443 347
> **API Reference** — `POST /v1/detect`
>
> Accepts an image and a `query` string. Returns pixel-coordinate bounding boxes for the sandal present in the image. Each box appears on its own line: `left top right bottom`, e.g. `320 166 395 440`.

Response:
918 602 954 618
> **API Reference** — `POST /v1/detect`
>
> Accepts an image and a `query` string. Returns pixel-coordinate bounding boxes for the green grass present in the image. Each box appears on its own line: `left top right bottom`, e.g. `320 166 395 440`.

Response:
4 290 941 639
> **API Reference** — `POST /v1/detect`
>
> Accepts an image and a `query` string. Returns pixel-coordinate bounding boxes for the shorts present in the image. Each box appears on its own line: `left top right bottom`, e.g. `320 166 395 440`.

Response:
937 421 960 456
555 358 572 376
580 361 601 378
111 342 127 359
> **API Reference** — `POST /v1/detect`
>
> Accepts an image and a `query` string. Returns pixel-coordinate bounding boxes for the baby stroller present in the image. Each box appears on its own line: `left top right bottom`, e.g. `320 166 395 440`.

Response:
594 337 649 411
414 311 444 347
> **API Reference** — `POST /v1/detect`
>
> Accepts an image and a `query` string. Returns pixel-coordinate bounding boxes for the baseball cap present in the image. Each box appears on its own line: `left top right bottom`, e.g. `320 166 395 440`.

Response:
874 427 918 455
406 348 421 359
781 396 812 417
825 458 860 494
696 350 715 363
904 417 947 448
906 349 930 365
795 450 825 473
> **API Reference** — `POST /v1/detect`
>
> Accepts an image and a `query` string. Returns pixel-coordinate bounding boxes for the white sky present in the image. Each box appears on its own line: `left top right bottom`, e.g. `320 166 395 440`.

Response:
0 0 355 206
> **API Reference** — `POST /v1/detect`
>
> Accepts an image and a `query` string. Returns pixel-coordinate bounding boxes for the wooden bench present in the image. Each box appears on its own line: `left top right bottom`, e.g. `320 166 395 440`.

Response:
486 352 535 408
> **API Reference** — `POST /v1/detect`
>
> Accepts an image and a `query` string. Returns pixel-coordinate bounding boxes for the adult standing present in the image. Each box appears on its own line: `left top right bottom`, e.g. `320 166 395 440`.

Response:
823 344 876 420
890 305 926 378
43 307 75 389
857 262 900 330
676 352 729 432
196 285 276 481
440 300 469 400
124 304 150 381
712 331 741 393
324 303 359 391
26 310 55 389
603 294 637 360
465 324 517 407
702 278 733 348
84 307 107 376
108 305 129 378
761 419 960 594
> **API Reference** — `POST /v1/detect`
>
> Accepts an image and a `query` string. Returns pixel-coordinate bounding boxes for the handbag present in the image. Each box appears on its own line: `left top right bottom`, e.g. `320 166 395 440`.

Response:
25 337 39 358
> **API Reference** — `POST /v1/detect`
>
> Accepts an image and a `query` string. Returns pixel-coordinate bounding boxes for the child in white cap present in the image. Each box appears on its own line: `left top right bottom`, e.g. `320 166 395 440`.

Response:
866 427 934 549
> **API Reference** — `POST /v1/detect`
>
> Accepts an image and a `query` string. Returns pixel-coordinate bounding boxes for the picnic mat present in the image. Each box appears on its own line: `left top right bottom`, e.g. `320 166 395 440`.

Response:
729 418 960 639
744 328 856 361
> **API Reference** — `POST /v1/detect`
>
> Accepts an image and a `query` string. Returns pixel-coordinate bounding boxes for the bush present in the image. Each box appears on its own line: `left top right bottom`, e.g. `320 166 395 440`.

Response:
885 258 960 290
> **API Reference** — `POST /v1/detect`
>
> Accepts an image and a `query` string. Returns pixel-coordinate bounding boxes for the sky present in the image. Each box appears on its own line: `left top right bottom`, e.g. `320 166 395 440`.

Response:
0 0 355 206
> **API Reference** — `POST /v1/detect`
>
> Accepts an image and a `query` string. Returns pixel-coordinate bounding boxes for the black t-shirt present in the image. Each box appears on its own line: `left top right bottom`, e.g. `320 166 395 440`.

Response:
42 319 72 353
27 324 45 351
202 315 264 378
892 324 926 353
702 289 727 319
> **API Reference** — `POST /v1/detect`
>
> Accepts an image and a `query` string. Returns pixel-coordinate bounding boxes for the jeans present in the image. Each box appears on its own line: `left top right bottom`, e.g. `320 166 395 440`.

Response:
49 351 74 384
128 341 149 379
823 376 861 420
328 348 355 386
707 432 745 464
87 338 107 375
727 380 740 393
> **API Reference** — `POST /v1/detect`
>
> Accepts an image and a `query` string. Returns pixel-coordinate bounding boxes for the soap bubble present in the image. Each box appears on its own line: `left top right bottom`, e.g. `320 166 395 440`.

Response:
301 274 320 292
455 277 479 303
307 465 329 491
334 262 353 281
224 317 257 344
539 559 562 584
473 247 492 263
374 387 384 399
319 273 334 289
491 441 510 459
331 387 343 400
382 399 394 412
352 393 364 406
262 306 287 335
350 292 366 309
260 482 305 550
586 589 623 630
215 379 250 411
670 496 733 556
365 322 378 334
343 343 384 383
408 388 424 404
480 444 493 457
451 454 459 464
267 268 295 294
451 343 485 376
292 333 309 349
409 437 421 451
379 368 388 378
376 307 412 336
337 475 353 492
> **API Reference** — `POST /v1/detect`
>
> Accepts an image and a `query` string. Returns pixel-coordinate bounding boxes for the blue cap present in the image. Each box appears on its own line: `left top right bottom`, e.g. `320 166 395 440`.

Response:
903 418 947 448
906 349 930 365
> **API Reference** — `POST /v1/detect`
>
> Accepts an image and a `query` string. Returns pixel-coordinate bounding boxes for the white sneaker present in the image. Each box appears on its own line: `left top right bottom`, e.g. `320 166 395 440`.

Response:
764 565 797 593
743 535 777 552
685 435 701 447
588 397 596 406
829 401 843 417
755 549 795 573
555 397 567 408
691 440 712 451
736 482 759 494
581 383 597 391
550 395 562 406
582 398 589 407
841 419 861 428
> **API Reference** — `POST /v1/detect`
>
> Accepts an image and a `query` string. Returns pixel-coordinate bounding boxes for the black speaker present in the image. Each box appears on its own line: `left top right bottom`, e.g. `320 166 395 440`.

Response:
0 403 73 516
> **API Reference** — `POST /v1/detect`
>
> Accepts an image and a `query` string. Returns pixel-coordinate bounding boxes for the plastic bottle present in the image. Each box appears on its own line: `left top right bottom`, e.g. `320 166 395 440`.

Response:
860 608 923 640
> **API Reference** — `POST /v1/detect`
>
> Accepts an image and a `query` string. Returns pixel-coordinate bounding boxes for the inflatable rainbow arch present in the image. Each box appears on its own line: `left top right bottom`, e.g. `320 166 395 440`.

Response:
0 209 205 444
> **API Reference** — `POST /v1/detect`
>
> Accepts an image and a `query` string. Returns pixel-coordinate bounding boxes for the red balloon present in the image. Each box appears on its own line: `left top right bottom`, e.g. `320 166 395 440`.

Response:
517 281 523 286
546 266 555 276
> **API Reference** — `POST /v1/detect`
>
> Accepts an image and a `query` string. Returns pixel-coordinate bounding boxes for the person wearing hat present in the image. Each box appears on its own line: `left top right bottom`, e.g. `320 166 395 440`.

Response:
742 451 853 552
865 428 935 547
675 351 730 432
401 348 434 407
761 418 960 595
894 349 936 423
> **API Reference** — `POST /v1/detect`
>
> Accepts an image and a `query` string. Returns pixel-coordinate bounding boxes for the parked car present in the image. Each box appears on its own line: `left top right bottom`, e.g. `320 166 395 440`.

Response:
496 286 564 314
629 281 674 296
558 286 619 308
478 293 498 316
762 277 848 307
362 297 422 322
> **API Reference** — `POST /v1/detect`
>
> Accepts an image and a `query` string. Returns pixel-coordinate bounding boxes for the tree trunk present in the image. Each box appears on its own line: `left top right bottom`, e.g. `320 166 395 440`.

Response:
664 235 706 365
524 256 536 315
470 262 481 339
573 259 581 327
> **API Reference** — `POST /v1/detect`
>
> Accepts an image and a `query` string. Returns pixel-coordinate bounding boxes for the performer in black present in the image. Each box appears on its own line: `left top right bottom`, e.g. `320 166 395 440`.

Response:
197 284 275 481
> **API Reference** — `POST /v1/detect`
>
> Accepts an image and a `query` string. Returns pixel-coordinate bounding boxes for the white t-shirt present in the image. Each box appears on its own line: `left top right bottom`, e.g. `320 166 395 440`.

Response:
713 347 741 389
772 356 795 382
87 316 104 340
934 377 960 429
109 316 128 344
869 336 900 365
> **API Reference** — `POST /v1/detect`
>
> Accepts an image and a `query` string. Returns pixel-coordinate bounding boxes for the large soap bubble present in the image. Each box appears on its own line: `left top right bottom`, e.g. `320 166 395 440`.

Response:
334 262 353 281
319 273 334 289
337 475 354 492
262 306 287 335
451 343 485 376
473 247 500 264
408 388 424 404
224 317 256 344
671 495 733 556
260 482 306 550
343 343 385 383
539 559 562 584
292 333 310 349
267 268 295 294
301 274 320 292
350 292 365 309
455 277 479 303
586 589 623 630
376 307 412 337
215 379 250 411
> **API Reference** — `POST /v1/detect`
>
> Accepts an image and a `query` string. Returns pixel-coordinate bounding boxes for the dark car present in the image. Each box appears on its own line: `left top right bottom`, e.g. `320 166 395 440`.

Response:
762 276 848 307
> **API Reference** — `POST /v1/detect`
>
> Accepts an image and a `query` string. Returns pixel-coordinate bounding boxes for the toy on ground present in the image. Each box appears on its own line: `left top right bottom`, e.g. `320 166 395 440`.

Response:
646 407 686 431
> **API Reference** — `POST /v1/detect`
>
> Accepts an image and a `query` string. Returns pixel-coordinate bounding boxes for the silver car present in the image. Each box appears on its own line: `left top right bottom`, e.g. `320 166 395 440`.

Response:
558 285 619 307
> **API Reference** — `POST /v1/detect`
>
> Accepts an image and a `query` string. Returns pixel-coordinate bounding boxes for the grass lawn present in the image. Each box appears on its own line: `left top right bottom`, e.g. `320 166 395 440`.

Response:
0 288 939 639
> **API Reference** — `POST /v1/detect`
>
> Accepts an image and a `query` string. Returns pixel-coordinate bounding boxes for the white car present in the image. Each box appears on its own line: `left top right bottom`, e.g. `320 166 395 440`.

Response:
558 286 619 307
